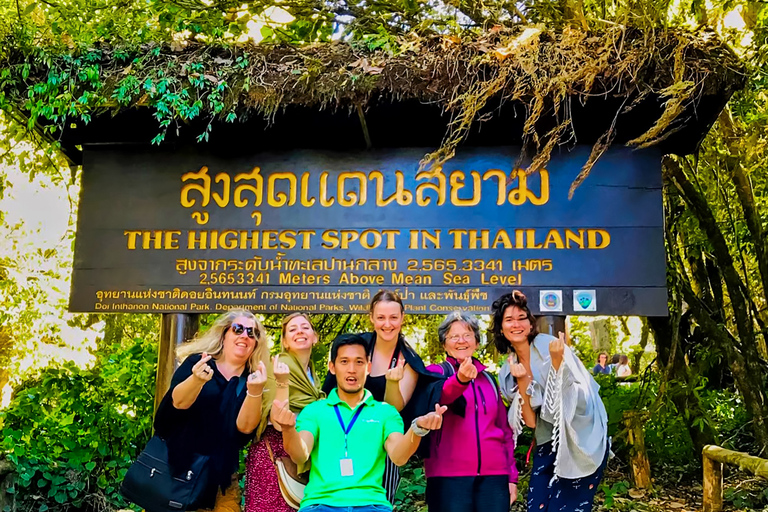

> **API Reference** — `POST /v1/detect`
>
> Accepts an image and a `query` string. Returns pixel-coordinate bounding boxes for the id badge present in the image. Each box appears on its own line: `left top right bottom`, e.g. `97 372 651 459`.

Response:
340 458 354 477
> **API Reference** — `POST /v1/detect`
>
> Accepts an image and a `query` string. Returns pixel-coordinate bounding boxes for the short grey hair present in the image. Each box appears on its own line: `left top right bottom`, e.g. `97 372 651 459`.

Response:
437 310 482 346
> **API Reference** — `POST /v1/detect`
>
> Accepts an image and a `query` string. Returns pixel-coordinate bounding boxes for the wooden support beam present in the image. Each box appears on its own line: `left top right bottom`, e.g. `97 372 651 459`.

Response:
154 313 199 414
537 315 566 340
623 411 652 489
703 450 723 512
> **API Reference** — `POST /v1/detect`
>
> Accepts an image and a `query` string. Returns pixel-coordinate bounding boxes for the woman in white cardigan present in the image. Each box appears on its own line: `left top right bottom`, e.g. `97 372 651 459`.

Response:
492 291 609 512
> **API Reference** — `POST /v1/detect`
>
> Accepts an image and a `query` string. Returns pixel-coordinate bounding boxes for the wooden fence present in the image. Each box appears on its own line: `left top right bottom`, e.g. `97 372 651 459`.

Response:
702 445 768 512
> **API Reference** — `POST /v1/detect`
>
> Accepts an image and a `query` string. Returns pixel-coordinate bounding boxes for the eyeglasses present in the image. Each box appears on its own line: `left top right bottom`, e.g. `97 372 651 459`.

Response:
447 333 476 343
230 323 258 339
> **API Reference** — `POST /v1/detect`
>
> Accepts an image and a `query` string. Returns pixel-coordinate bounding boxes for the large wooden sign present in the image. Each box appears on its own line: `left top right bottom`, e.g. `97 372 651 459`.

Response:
69 145 667 315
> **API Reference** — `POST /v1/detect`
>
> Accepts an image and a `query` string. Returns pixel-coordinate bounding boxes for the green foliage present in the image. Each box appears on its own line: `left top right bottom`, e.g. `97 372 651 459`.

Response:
599 480 631 509
0 334 157 512
393 459 427 512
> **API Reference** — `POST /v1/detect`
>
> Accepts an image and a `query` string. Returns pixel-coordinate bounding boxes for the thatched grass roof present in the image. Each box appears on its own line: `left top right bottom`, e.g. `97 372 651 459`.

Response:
0 26 745 188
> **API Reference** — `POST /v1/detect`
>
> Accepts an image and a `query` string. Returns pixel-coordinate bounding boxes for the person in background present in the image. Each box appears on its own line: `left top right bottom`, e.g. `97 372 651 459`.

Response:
244 312 325 512
154 309 269 512
616 354 632 377
493 291 609 512
423 311 518 512
322 289 442 503
276 333 447 512
608 353 621 373
592 352 611 375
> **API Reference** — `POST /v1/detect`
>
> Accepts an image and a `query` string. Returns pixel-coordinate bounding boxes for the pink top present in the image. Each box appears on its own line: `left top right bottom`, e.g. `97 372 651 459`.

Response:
425 357 518 483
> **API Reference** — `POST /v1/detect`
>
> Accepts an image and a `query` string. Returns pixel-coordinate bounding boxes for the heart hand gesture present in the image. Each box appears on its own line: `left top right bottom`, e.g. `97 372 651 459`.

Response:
247 361 267 394
549 332 566 371
415 403 448 431
192 353 214 383
271 399 297 430
273 355 290 385
457 356 477 383
386 357 406 382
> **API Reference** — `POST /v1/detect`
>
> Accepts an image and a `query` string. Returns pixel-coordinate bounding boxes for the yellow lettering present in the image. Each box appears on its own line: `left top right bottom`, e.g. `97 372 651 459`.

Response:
565 229 585 249
492 230 513 249
164 231 181 249
543 230 565 249
525 229 543 249
588 229 611 249
219 230 238 250
188 231 208 250
321 230 340 249
469 230 490 249
279 230 297 250
141 231 163 250
124 230 141 250
448 229 467 249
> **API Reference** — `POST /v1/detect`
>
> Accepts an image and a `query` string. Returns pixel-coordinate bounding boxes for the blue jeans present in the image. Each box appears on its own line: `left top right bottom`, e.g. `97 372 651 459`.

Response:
299 506 391 512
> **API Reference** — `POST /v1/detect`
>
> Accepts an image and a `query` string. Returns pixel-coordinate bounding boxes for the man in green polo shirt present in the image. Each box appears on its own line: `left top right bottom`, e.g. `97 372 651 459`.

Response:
272 333 446 512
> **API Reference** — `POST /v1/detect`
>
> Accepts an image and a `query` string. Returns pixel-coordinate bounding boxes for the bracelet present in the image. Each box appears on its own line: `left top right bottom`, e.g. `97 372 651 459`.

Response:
410 418 430 437
275 381 289 388
247 390 263 399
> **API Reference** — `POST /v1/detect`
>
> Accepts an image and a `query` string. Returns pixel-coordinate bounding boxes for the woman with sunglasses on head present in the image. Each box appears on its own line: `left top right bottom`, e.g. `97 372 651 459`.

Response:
322 289 443 504
423 311 518 512
153 309 270 512
243 312 325 512
492 291 608 512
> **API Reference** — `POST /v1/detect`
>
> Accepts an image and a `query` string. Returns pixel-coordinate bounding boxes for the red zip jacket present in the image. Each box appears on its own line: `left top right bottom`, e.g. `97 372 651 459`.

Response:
424 357 518 483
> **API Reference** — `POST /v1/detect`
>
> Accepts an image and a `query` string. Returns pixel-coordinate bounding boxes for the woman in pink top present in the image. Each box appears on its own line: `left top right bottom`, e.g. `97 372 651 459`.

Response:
424 311 518 512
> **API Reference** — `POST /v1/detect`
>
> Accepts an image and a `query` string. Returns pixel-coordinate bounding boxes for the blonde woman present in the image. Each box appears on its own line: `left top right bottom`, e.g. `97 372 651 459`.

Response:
244 312 325 512
153 309 269 511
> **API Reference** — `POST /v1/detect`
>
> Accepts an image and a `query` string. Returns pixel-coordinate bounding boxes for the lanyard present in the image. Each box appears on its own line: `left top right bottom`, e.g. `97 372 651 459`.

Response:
334 404 365 457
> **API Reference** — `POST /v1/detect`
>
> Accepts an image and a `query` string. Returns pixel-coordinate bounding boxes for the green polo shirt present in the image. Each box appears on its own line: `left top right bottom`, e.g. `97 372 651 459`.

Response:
295 388 403 509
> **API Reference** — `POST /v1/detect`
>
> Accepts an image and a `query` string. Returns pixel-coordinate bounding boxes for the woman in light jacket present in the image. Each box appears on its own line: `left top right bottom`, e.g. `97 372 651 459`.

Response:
493 291 608 512
424 311 518 512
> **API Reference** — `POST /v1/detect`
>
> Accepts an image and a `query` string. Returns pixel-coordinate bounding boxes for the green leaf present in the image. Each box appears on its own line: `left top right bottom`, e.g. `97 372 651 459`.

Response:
22 2 37 15
85 461 96 471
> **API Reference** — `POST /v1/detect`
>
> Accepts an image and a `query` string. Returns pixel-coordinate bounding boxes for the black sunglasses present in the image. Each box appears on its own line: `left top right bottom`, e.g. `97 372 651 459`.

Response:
230 322 258 340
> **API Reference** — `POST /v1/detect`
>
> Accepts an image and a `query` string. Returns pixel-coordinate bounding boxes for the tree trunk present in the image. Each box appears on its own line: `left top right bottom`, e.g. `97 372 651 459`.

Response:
665 157 764 385
717 108 768 330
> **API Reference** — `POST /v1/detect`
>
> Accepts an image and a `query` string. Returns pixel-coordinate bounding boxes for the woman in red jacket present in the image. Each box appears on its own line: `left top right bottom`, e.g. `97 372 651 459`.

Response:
424 310 518 512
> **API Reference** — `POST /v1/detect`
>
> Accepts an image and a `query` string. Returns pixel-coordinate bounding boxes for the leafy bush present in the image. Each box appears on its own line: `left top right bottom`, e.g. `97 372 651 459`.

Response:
1 336 156 512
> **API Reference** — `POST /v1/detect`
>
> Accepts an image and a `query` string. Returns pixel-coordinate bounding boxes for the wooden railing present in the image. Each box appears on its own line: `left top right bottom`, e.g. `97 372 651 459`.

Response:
702 445 768 512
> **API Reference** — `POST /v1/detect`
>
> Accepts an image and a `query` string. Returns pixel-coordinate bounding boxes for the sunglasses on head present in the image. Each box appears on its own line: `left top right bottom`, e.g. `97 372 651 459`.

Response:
230 322 258 339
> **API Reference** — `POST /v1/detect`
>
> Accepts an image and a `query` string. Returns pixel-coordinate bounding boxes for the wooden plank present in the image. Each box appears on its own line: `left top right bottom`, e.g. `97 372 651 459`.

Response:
703 445 768 480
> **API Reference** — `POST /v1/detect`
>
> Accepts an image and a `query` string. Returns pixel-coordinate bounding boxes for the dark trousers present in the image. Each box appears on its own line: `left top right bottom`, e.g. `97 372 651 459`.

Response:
527 441 608 512
426 475 510 512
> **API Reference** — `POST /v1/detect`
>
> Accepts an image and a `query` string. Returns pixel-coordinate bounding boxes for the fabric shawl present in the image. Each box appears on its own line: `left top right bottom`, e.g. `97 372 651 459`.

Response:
499 333 608 481
281 350 325 414
263 351 325 475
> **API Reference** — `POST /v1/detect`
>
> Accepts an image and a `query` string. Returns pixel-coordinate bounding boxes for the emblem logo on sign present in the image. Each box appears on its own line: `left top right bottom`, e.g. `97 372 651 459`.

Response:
573 290 597 312
539 290 563 312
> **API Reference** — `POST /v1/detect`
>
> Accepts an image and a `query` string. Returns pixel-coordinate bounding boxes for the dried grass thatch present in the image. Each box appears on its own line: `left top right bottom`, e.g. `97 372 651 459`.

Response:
0 25 745 191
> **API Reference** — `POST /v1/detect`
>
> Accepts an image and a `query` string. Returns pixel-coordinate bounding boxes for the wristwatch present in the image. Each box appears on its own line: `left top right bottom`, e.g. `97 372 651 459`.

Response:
410 418 430 437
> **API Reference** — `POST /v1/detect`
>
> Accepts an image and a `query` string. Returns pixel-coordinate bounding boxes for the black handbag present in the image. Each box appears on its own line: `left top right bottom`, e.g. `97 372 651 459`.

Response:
120 435 211 512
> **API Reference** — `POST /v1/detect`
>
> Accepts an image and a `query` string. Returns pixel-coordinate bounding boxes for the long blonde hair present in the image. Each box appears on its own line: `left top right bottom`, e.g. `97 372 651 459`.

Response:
280 312 316 352
177 309 268 371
